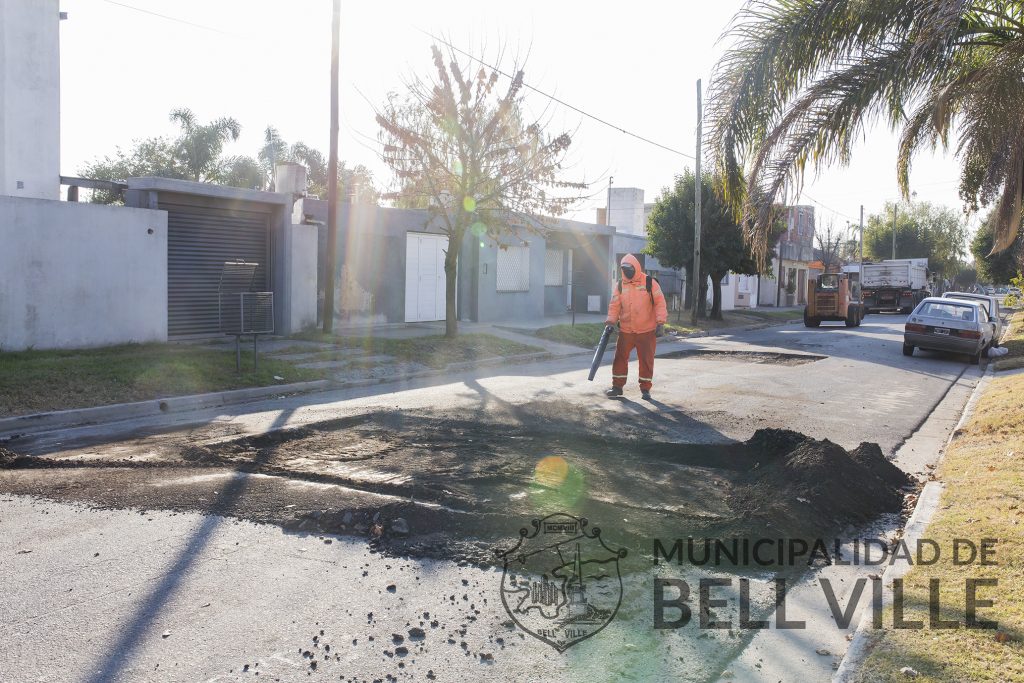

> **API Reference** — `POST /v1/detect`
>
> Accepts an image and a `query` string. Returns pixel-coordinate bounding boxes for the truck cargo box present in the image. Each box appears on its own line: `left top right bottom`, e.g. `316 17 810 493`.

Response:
862 262 929 290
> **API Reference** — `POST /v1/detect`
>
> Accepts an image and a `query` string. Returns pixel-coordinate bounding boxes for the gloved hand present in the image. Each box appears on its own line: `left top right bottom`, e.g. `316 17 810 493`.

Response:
604 323 615 334
656 323 666 337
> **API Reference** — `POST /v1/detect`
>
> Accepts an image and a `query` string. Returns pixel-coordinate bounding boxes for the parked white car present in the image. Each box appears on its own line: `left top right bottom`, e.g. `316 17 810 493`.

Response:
904 298 995 365
942 291 1003 346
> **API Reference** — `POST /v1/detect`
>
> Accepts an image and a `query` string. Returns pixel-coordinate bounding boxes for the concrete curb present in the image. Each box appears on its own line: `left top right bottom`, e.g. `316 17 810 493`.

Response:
832 482 945 682
832 363 994 682
0 380 333 439
0 350 563 440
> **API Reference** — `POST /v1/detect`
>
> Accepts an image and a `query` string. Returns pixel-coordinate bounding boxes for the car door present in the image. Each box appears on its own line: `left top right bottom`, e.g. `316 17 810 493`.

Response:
978 306 995 345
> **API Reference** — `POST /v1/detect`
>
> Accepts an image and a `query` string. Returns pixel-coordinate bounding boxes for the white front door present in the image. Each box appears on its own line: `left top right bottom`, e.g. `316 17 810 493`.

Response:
405 233 449 322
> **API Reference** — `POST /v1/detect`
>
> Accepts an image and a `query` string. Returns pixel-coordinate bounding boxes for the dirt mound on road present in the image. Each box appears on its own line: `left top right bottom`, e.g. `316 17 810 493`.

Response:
733 429 910 539
0 414 912 568
0 446 18 468
849 441 909 488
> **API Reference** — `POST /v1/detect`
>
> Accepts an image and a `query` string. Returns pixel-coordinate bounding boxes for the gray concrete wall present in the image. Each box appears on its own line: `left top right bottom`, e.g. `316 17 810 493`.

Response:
571 236 614 314
284 223 318 333
304 200 449 324
0 0 61 200
0 196 168 350
473 235 546 323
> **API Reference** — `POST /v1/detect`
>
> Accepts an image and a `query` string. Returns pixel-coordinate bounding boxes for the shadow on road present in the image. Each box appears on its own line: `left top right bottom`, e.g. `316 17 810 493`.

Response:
82 404 298 683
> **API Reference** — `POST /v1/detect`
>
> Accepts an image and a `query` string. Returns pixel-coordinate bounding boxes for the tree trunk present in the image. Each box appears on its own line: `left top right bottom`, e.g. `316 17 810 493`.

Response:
695 274 708 319
444 238 460 338
683 270 694 311
710 272 724 320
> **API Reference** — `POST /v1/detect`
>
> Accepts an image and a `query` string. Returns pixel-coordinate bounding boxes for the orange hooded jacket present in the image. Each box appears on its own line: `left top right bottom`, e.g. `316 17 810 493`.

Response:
606 254 668 334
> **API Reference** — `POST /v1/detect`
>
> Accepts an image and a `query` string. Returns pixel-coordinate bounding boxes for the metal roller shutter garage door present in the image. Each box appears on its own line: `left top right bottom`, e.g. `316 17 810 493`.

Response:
165 205 270 337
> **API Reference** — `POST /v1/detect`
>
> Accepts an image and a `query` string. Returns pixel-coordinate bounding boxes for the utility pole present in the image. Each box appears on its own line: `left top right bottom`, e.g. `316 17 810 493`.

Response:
859 205 864 267
606 176 613 226
322 0 341 334
692 79 702 325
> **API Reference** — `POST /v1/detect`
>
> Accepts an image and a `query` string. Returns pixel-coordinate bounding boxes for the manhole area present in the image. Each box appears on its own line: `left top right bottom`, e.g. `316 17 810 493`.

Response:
659 349 825 365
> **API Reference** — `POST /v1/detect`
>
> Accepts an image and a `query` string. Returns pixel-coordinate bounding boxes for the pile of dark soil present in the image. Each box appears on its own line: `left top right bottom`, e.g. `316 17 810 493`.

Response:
732 428 910 539
0 446 18 468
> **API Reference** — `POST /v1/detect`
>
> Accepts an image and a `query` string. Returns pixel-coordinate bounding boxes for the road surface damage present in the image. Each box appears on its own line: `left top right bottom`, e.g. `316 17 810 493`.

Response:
0 407 910 568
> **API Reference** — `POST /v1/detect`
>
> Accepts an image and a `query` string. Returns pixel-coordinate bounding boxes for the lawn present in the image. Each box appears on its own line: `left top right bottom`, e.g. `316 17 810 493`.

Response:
534 310 796 348
996 310 1024 372
735 308 804 321
0 343 323 417
852 372 1024 682
290 332 543 369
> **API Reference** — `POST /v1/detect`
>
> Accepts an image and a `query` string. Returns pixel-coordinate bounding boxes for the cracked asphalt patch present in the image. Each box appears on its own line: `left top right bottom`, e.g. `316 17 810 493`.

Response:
658 349 826 365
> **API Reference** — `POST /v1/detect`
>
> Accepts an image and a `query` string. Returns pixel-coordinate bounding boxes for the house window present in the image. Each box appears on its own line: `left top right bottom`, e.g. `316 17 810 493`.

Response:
497 246 530 292
722 273 730 286
544 249 565 286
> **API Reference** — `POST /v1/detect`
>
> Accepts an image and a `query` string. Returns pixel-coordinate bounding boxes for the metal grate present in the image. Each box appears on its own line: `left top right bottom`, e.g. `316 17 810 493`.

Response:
239 292 274 334
218 261 256 335
217 260 274 372
544 249 565 286
497 245 530 292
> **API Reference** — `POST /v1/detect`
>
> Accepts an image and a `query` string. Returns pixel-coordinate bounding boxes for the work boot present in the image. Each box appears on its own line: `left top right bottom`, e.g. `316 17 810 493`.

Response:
605 386 623 397
641 390 652 401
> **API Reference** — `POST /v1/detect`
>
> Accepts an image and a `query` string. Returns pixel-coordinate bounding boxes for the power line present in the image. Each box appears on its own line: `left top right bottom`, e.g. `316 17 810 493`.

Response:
801 191 859 223
419 30 696 162
100 0 237 36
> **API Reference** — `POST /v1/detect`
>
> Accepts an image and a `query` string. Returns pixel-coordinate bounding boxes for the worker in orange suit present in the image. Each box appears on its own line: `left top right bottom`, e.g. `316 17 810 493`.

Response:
604 254 668 401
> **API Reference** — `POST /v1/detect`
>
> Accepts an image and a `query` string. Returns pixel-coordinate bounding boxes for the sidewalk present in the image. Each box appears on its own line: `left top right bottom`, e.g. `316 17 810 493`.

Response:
837 367 1024 681
0 310 801 440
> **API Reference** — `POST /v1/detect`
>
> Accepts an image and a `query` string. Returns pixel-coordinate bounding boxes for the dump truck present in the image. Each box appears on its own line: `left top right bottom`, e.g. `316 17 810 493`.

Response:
804 272 864 327
862 259 930 313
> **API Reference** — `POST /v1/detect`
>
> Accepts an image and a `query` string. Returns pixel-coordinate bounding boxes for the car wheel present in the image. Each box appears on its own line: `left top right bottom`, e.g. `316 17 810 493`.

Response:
902 343 914 357
969 349 981 365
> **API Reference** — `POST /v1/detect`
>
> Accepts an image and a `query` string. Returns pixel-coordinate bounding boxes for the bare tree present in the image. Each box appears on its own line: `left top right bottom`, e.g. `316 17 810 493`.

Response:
815 218 844 273
376 44 587 337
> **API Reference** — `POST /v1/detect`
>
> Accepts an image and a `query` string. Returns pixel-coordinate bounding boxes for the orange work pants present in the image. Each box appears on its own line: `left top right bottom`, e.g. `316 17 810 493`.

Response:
611 329 657 391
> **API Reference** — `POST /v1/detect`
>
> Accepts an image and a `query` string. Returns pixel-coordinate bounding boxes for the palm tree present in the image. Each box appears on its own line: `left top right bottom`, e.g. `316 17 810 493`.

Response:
169 107 241 182
708 1 1024 265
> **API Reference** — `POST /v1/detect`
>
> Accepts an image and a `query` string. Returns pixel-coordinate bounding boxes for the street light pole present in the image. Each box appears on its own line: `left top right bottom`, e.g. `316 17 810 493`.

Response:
322 0 341 334
891 203 897 260
692 79 702 325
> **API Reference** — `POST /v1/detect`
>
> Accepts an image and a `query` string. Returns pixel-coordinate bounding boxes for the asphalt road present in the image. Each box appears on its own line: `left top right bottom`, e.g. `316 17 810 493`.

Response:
0 314 986 682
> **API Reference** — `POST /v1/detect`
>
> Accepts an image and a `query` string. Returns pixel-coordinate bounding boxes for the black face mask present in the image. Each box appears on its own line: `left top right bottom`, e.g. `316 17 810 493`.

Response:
621 265 636 279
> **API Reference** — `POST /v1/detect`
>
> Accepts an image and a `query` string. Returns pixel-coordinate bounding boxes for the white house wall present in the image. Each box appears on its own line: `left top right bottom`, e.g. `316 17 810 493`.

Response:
0 0 60 200
0 196 168 350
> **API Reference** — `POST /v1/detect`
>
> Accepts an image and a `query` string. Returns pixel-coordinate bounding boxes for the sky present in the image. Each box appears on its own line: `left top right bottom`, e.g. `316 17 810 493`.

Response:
58 0 973 239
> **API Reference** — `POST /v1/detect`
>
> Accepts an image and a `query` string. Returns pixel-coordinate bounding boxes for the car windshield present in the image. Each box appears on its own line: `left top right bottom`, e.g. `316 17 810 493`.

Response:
946 294 994 316
917 302 975 321
818 274 839 290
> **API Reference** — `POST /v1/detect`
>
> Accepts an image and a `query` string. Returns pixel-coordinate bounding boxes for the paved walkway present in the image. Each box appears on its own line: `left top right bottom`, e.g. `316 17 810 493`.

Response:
197 319 595 385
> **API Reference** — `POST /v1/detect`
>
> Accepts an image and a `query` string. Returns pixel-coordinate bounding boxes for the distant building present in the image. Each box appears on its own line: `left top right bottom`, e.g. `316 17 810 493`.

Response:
758 205 816 307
